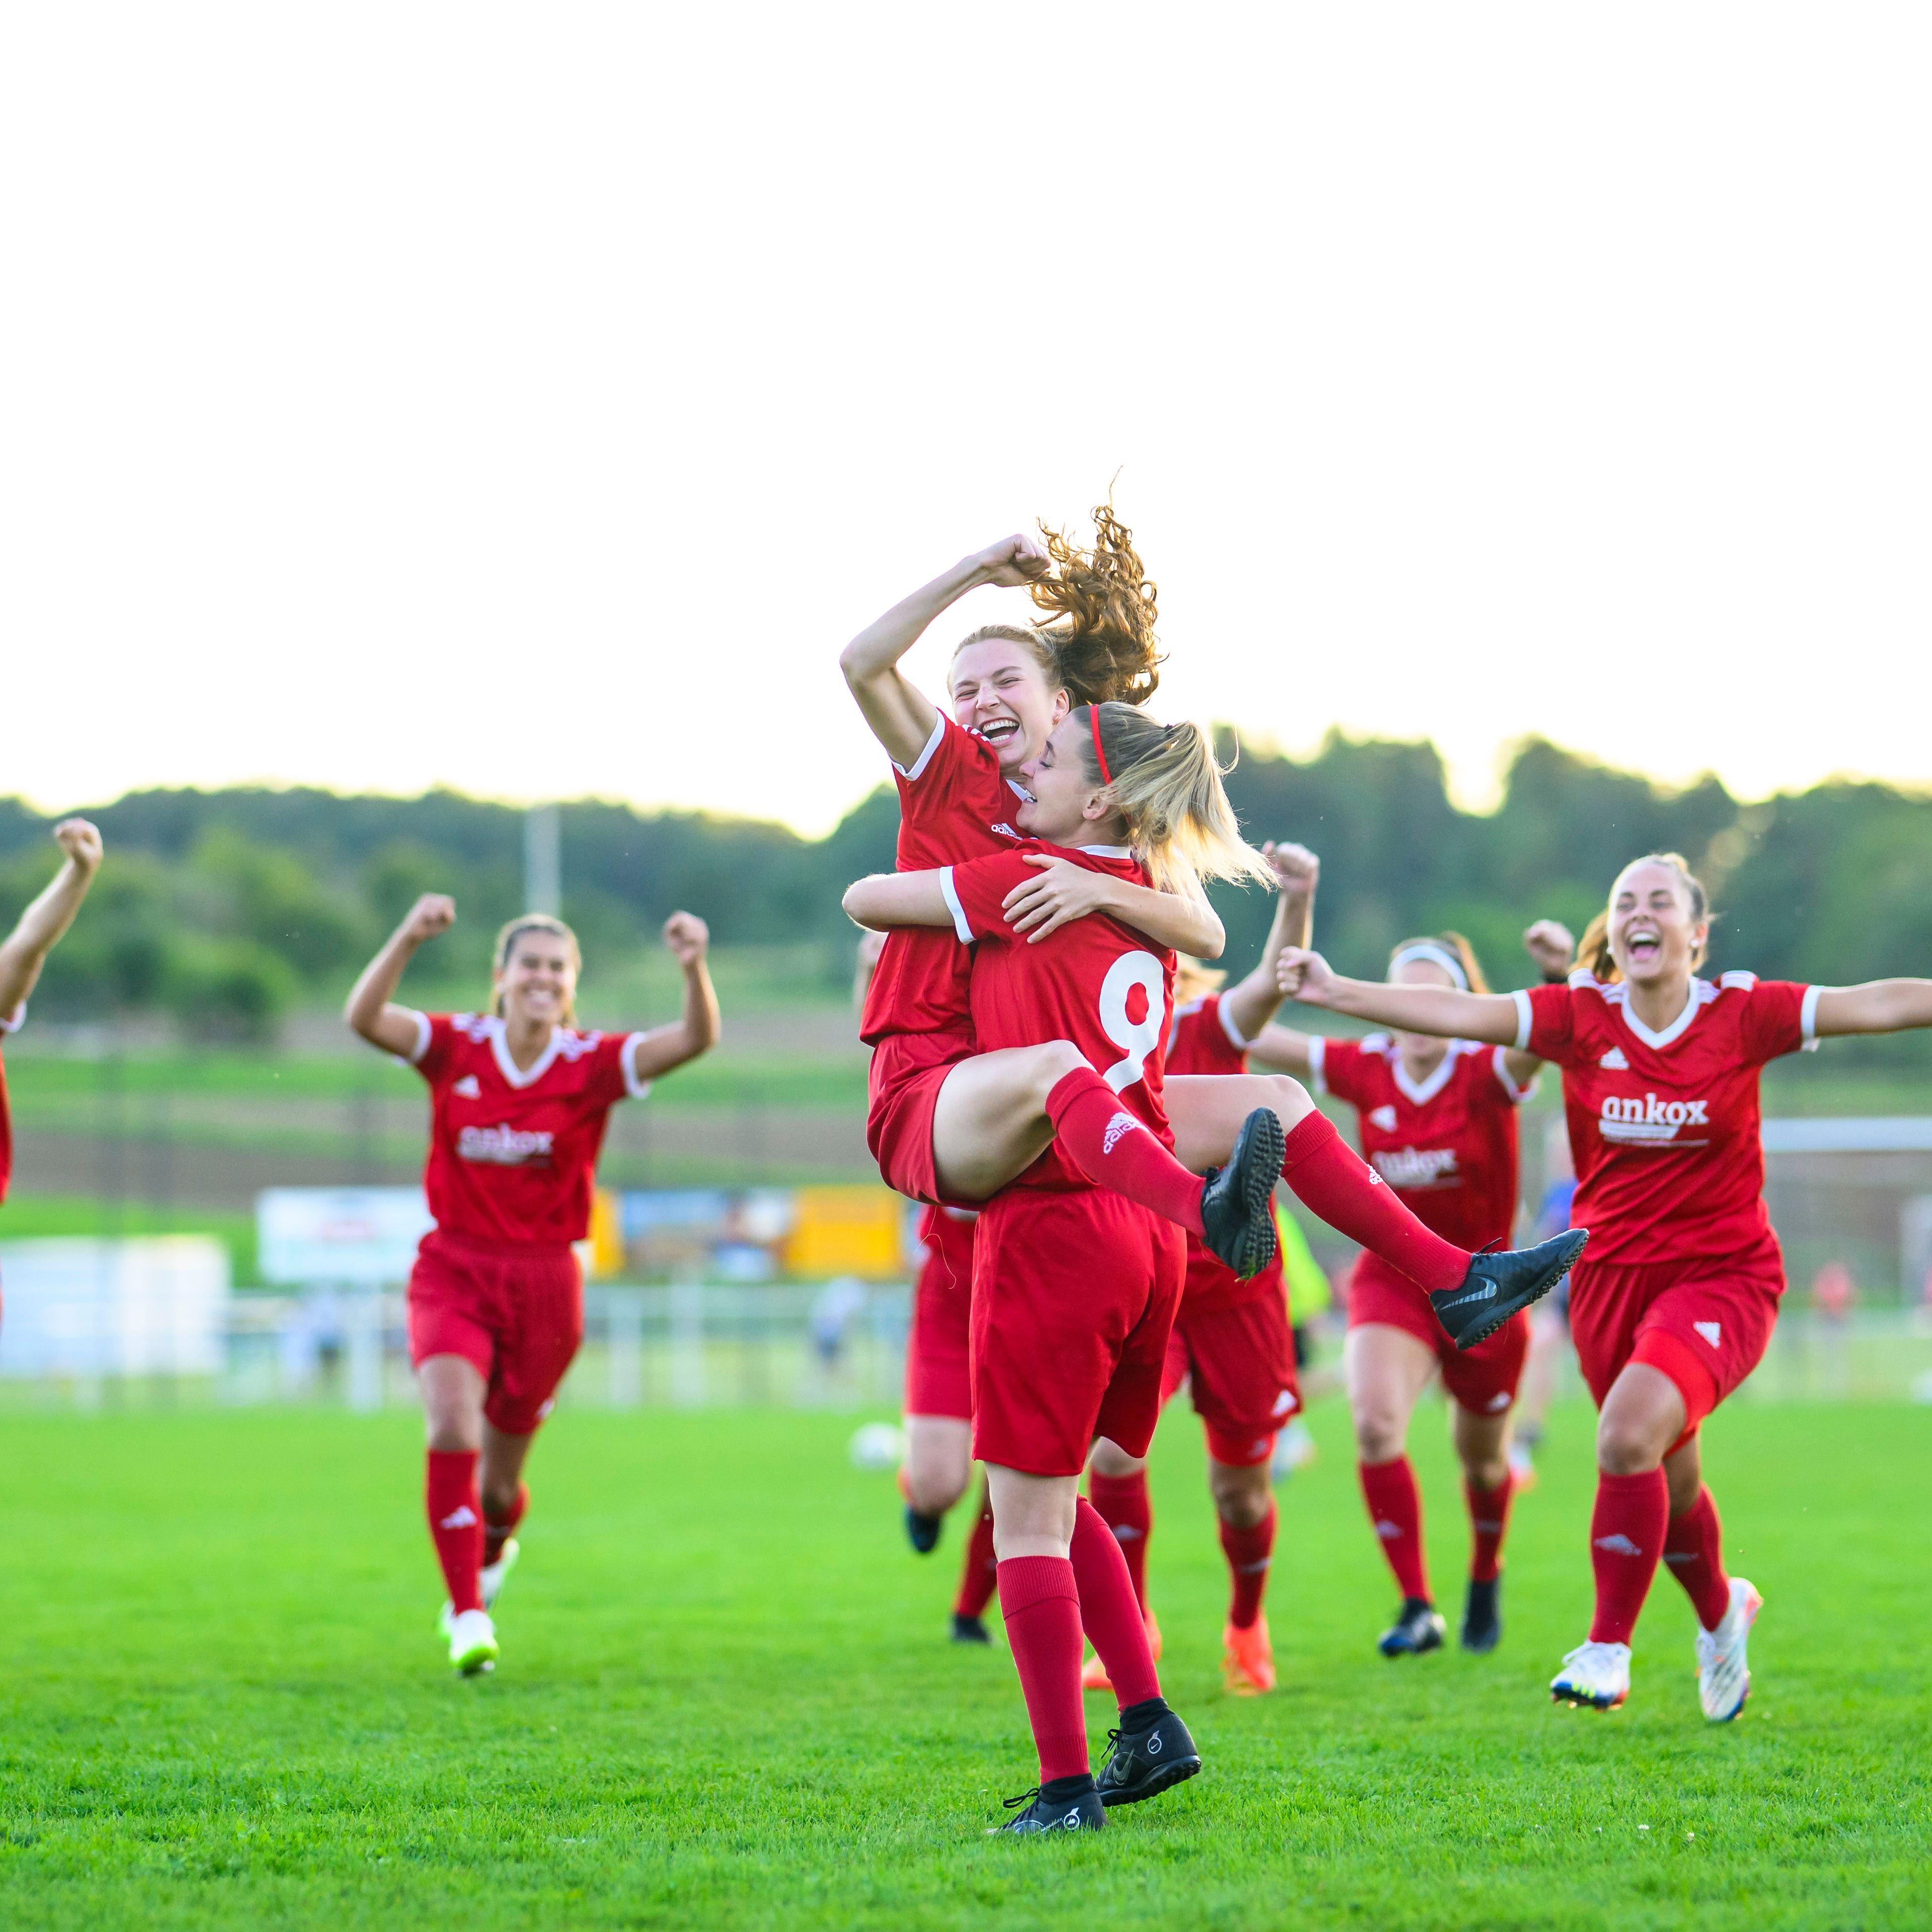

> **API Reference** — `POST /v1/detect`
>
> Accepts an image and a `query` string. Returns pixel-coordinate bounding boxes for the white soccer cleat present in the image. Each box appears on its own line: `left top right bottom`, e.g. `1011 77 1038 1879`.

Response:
481 1537 520 1612
445 1607 499 1677
1695 1577 1762 1722
1551 1640 1631 1711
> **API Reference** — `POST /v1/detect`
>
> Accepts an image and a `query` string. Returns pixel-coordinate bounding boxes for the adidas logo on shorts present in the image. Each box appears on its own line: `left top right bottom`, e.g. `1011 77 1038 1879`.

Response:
1694 1321 1722 1348
1102 1111 1142 1156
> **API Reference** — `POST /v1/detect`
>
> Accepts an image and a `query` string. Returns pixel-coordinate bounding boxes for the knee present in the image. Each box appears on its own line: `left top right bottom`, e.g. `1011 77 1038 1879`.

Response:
424 1415 480 1454
903 1461 968 1517
1595 1414 1663 1475
1209 1464 1271 1529
1032 1039 1089 1101
479 1471 522 1518
1463 1446 1510 1492
1353 1408 1407 1463
1255 1074 1313 1128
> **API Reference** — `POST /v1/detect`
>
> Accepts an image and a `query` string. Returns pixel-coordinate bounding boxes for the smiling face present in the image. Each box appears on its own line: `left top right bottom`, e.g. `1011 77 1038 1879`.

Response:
1389 956 1455 1067
1607 860 1706 987
1014 715 1111 844
494 926 579 1029
948 635 1069 773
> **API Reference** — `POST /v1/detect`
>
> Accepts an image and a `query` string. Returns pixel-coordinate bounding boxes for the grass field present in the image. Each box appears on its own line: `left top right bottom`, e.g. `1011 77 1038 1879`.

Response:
2 1397 1927 1929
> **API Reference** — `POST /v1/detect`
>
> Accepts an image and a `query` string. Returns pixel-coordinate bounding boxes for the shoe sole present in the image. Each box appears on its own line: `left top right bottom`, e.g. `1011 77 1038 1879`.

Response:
1098 1756 1201 1808
1458 1233 1587 1349
1222 1110 1286 1279
453 1645 498 1677
1551 1686 1625 1710
1460 1629 1501 1653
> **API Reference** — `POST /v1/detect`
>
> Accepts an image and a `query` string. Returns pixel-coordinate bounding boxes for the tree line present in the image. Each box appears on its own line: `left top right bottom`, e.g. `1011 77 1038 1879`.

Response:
2 734 1927 1042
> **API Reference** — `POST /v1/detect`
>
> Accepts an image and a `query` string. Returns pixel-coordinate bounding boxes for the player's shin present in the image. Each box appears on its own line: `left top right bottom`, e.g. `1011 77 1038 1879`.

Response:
1587 1469 1669 1645
1663 1486 1732 1632
1070 1498 1161 1708
426 1449 485 1616
997 1556 1090 1784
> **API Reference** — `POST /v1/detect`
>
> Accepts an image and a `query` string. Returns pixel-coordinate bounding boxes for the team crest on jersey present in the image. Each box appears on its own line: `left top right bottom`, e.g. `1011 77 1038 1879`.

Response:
1599 1047 1629 1071
452 1075 481 1098
1597 1092 1711 1145
456 1123 555 1166
1369 1105 1397 1132
1371 1146 1460 1189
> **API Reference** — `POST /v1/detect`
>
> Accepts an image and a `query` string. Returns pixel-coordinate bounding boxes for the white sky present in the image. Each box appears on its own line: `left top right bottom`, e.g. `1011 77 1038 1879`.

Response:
5 6 1928 838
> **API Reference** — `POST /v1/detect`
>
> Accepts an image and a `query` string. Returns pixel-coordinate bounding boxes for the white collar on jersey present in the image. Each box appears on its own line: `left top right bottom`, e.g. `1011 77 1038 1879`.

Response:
1605 977 1709 1051
486 1015 565 1089
1383 1036 1472 1107
1080 843 1134 858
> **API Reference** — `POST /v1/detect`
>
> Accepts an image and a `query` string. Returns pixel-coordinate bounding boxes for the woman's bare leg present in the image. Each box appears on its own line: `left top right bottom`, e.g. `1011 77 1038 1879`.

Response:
930 1042 1092 1201
902 1414 973 1517
1168 1074 1316 1171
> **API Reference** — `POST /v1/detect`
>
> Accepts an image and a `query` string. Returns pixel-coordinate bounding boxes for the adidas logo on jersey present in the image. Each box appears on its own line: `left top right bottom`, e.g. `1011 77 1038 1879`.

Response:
452 1075 481 1098
1102 1111 1142 1155
1593 1533 1642 1556
1372 1146 1459 1190
1694 1320 1722 1348
456 1123 556 1166
1369 1105 1398 1131
1599 1047 1629 1071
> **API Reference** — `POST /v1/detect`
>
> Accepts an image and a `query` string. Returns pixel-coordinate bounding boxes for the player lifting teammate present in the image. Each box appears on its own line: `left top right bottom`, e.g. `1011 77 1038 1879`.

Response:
347 897 719 1676
846 700 1276 1832
1279 852 1932 1717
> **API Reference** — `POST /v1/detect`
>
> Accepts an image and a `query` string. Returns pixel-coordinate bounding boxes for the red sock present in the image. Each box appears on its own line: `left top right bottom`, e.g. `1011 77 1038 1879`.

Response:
1359 1455 1431 1602
1281 1112 1469 1293
1045 1068 1205 1236
1070 1498 1162 1708
426 1449 484 1615
484 1482 527 1567
1588 1468 1669 1645
953 1487 1000 1620
1465 1471 1514 1584
1219 1502 1276 1630
1663 1486 1731 1631
1086 1469 1153 1614
997 1556 1089 1783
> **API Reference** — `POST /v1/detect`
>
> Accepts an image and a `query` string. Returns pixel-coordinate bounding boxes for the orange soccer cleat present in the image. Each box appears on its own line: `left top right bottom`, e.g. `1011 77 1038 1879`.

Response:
1080 1607 1162 1694
1222 1614 1277 1696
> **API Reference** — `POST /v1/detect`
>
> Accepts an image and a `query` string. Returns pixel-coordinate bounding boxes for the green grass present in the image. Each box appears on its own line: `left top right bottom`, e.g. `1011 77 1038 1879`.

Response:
1 1399 1926 1928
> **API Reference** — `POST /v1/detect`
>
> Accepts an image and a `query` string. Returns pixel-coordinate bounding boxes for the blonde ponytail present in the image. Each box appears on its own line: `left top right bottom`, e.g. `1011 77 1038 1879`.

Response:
1074 704 1274 899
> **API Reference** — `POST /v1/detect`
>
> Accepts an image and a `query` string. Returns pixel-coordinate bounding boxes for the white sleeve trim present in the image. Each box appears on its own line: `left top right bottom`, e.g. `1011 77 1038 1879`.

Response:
1306 1034 1327 1096
404 1009 432 1065
0 1002 24 1034
1217 995 1254 1051
1800 984 1822 1044
938 865 975 943
619 1032 656 1101
892 713 947 782
1491 1043 1539 1104
1510 987 1534 1053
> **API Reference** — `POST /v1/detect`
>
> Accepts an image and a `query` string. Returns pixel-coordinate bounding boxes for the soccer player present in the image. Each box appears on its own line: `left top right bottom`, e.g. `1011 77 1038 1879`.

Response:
1278 851 1932 1718
841 514 1583 1342
1082 839 1321 1699
0 819 105 1218
844 702 1282 1833
1253 920 1572 1657
346 897 719 1676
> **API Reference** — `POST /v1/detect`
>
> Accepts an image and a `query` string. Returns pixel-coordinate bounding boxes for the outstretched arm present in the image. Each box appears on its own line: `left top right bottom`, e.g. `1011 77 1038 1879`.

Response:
1277 947 1521 1046
843 871 956 932
839 535 1050 769
628 914 721 1082
1812 979 1932 1036
1223 842 1319 1042
345 893 454 1057
0 820 105 1020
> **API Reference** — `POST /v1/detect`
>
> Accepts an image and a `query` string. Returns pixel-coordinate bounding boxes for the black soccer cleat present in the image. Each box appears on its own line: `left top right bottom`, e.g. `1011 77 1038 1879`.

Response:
1430 1229 1588 1351
1199 1108 1286 1281
904 1505 942 1555
1461 1575 1502 1654
951 1611 992 1645
991 1775 1105 1835
1378 1597 1447 1657
1096 1702 1202 1808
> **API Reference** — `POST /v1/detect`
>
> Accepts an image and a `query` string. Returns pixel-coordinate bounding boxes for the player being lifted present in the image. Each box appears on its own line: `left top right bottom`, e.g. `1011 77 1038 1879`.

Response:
346 898 719 1676
1253 914 1572 1657
1081 839 1319 1700
0 820 106 1216
1279 852 1932 1717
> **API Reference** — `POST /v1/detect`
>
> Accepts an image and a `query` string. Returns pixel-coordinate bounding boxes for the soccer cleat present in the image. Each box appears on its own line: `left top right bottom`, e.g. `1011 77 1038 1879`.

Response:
1431 1230 1589 1351
951 1611 992 1645
990 1777 1105 1834
1080 1607 1161 1694
1096 1705 1202 1808
1221 1615 1277 1695
904 1504 943 1554
445 1606 498 1677
1378 1597 1447 1657
1460 1575 1503 1653
1551 1639 1631 1711
1200 1108 1287 1280
1271 1417 1318 1482
1695 1577 1762 1722
481 1535 520 1611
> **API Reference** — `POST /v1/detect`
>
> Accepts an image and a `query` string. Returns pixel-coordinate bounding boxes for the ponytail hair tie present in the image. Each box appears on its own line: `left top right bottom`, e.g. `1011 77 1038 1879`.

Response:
1089 706 1112 785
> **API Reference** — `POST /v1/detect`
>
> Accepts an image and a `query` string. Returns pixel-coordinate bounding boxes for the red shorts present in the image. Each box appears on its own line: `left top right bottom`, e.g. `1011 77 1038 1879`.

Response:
903 1246 973 1421
867 1033 971 1207
970 1188 1185 1478
407 1228 584 1437
1347 1251 1528 1418
1160 1286 1301 1467
1567 1233 1784 1439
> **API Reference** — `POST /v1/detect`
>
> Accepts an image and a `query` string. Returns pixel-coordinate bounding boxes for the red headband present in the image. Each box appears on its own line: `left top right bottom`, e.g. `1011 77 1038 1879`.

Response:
1089 707 1111 786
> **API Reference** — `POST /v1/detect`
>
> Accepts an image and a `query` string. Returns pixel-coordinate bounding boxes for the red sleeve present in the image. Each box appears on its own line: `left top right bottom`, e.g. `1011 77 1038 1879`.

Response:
894 714 985 830
411 1013 456 1084
1733 977 1814 1064
941 852 1036 947
1514 981 1580 1066
584 1031 639 1108
1313 1036 1374 1106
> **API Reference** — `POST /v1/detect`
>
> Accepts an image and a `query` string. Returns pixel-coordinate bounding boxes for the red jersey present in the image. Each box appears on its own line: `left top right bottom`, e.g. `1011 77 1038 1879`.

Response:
943 843 1175 1191
407 1011 651 1247
1514 970 1817 1266
0 1004 21 1206
1167 991 1284 1313
858 713 1025 1050
1311 1032 1533 1253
